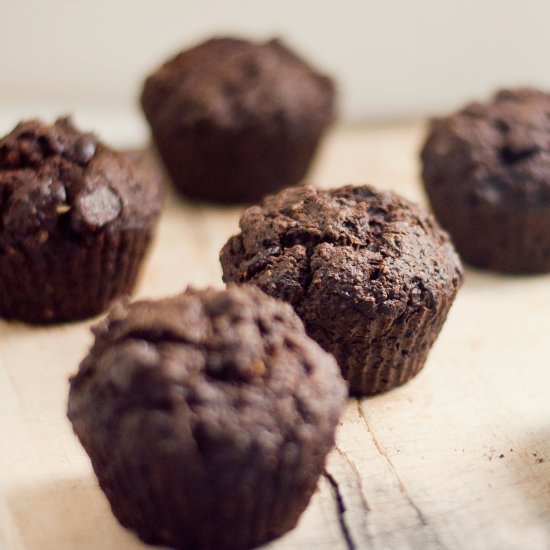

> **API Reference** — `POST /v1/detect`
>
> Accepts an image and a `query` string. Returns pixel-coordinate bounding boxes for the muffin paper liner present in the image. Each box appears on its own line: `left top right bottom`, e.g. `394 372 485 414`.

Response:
428 191 550 273
344 296 453 396
0 228 152 324
74 416 322 550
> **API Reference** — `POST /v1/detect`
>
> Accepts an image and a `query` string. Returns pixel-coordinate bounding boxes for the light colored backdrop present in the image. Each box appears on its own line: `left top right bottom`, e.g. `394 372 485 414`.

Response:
1 0 550 141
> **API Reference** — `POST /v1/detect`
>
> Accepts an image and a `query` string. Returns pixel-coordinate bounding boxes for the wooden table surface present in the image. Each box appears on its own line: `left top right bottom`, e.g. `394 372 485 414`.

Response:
2 123 550 550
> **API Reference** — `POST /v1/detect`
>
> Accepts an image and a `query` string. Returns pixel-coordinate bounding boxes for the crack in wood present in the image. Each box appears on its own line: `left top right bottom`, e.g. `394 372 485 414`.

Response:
335 446 371 514
334 445 371 544
356 400 427 523
356 400 448 549
323 470 357 550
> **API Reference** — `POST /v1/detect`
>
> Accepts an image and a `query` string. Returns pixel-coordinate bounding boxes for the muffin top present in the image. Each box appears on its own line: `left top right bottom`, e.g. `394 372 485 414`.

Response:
421 88 550 207
68 285 346 468
0 118 162 247
221 185 463 320
141 37 336 131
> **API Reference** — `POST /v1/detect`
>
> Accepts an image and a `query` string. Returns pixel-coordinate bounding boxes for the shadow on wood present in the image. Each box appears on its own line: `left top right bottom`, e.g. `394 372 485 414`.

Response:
7 477 146 550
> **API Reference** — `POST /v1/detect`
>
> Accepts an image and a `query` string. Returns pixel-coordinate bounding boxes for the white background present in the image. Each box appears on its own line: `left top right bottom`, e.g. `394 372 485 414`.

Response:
1 0 550 140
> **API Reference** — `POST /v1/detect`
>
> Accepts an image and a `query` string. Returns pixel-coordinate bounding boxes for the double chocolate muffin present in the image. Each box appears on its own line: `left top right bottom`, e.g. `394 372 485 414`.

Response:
421 87 550 273
141 37 336 203
221 185 463 396
68 285 346 550
0 118 162 323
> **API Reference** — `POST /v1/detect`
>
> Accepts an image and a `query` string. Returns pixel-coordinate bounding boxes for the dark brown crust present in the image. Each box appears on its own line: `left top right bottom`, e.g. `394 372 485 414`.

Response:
0 118 162 323
421 87 550 273
141 37 336 203
220 185 464 395
68 285 346 550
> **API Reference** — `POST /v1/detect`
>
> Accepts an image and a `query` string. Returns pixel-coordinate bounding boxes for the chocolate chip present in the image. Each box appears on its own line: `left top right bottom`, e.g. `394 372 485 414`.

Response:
74 136 97 165
499 144 540 165
77 186 122 229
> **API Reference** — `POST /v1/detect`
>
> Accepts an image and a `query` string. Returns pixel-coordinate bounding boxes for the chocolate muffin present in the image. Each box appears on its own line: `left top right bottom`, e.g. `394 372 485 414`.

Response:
0 117 162 323
68 285 346 550
141 37 336 203
221 185 463 396
421 87 550 273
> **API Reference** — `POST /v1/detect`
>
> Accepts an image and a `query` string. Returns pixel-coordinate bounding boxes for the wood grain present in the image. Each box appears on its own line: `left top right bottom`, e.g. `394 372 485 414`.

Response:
1 123 550 550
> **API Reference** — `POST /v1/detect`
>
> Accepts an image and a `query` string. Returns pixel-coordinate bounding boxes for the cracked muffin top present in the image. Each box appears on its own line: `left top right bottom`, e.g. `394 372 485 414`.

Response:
141 37 335 131
0 117 162 248
68 284 346 470
221 185 463 321
421 88 550 207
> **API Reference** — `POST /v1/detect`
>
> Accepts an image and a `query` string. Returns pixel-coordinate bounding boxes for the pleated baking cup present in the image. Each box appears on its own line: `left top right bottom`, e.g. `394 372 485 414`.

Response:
341 296 455 396
0 227 153 324
148 122 324 204
74 420 324 550
428 190 550 274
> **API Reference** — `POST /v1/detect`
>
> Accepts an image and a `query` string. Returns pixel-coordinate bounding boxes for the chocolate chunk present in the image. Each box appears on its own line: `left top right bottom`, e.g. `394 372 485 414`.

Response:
76 186 122 229
73 135 97 165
